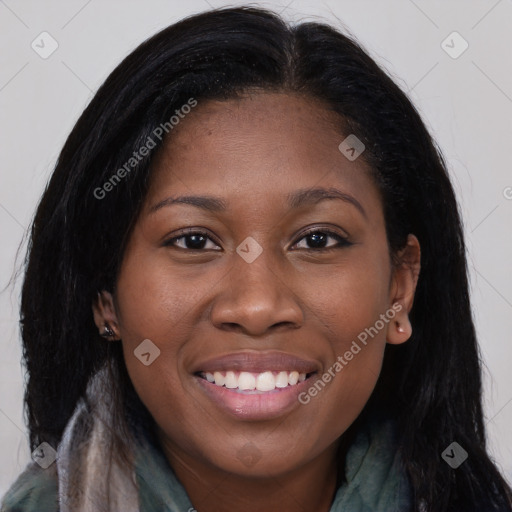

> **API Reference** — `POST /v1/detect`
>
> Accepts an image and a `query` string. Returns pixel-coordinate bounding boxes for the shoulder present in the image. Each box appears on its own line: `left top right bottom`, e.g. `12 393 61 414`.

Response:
1 463 58 512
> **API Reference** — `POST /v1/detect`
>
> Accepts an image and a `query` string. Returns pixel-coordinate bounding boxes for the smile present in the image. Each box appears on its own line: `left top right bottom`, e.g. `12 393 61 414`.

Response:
198 370 311 393
192 351 320 419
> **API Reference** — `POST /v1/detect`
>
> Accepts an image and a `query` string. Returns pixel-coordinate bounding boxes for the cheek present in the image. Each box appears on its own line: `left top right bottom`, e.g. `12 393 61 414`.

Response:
113 246 225 434
296 241 391 421
297 290 389 448
113 253 184 413
305 243 392 349
114 244 213 342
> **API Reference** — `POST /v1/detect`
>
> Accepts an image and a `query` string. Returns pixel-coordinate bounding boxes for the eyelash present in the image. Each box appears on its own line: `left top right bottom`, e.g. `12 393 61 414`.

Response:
163 228 352 252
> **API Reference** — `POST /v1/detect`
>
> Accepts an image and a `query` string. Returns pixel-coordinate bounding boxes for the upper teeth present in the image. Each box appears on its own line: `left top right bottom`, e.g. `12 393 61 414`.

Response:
203 371 307 391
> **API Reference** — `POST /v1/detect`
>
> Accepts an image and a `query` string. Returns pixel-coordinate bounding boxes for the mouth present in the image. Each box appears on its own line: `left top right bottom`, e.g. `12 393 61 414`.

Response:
192 351 320 420
196 370 316 393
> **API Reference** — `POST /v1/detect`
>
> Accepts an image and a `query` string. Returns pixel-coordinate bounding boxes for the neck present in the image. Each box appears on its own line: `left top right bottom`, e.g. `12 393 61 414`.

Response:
160 439 341 512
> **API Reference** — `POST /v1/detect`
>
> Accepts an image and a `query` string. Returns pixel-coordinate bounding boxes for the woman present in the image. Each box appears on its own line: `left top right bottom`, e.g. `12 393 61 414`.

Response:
2 6 511 512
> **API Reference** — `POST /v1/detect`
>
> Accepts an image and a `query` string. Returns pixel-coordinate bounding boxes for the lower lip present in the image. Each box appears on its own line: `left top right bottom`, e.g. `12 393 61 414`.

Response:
194 375 315 420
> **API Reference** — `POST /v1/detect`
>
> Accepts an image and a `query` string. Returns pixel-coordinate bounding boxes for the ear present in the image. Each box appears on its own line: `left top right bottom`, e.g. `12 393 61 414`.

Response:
92 290 121 339
386 234 421 345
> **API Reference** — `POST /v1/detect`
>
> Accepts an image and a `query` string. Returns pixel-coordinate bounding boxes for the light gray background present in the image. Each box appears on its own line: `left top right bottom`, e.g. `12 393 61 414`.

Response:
1 0 511 497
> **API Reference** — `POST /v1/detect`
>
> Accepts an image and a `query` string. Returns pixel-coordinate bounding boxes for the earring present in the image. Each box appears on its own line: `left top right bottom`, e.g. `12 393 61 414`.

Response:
396 323 405 333
101 323 116 339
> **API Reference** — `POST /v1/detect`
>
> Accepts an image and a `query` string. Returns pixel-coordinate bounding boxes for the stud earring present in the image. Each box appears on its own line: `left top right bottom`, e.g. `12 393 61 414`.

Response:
396 323 405 333
101 323 115 339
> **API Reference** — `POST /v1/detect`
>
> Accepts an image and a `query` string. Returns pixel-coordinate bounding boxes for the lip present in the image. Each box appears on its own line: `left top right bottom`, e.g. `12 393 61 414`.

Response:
192 350 320 374
194 374 315 420
191 351 320 420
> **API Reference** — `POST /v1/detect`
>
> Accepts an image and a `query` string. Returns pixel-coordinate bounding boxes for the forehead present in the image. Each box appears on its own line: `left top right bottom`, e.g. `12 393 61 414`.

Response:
145 92 380 219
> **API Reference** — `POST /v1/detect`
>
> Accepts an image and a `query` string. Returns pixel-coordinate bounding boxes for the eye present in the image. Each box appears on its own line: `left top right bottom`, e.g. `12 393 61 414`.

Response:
163 227 351 252
292 228 352 251
163 229 221 251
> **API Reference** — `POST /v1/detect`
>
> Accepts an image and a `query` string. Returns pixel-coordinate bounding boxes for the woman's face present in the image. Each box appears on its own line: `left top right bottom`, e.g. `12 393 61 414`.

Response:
94 92 419 478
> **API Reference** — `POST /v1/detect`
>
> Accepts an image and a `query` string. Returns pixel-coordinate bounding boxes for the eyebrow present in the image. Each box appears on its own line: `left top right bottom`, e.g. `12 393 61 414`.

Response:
149 186 366 218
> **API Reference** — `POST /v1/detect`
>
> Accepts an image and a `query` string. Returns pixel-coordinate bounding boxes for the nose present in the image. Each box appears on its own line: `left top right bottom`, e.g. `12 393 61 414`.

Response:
210 252 304 337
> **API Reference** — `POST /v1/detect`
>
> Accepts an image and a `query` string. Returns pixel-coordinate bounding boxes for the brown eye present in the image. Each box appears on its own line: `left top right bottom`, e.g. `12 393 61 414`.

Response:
293 229 352 251
164 230 221 251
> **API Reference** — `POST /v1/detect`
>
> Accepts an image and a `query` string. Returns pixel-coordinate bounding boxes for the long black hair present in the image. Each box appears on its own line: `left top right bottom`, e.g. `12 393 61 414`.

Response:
18 6 512 511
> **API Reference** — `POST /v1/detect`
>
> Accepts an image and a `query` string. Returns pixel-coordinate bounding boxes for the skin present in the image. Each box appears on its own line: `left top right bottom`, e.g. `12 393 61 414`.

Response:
93 92 420 512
